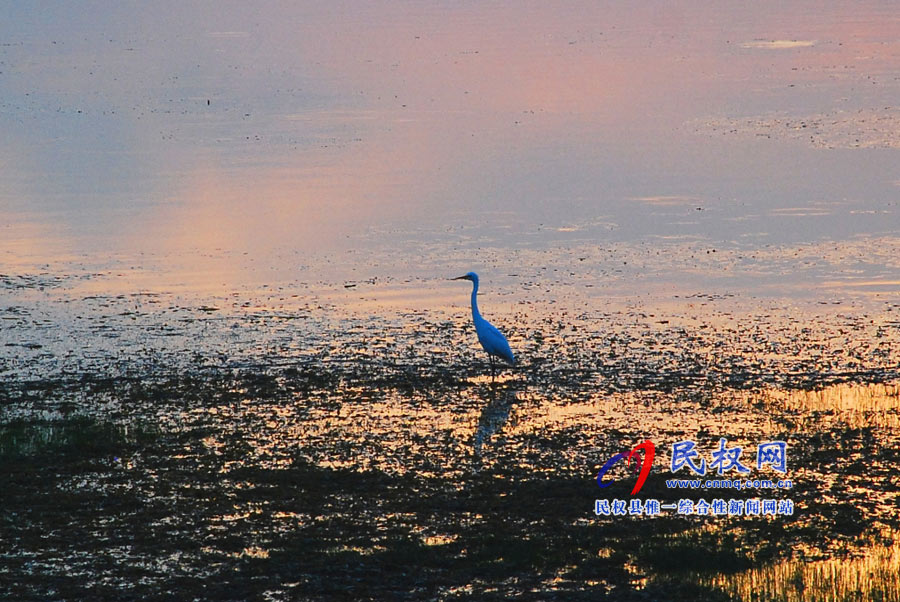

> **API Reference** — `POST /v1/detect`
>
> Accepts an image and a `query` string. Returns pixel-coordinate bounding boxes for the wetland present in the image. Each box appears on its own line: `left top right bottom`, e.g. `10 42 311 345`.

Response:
3 2 900 599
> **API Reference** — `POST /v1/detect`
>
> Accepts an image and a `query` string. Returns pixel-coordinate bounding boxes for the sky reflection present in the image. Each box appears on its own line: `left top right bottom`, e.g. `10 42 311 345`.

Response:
1 2 899 297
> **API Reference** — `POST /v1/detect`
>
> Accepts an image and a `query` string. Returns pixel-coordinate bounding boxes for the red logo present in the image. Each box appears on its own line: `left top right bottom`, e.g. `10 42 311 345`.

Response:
596 440 655 495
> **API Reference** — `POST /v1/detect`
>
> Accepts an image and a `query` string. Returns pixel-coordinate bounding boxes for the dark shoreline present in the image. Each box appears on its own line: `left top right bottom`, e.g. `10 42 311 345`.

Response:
3 353 898 600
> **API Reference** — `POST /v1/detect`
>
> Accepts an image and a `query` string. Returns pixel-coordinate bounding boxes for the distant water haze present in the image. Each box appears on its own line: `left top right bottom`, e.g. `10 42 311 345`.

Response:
2 1 899 297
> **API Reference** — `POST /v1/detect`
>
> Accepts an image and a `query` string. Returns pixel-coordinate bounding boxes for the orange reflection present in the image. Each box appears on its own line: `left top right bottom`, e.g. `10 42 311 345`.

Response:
752 382 900 429
706 538 900 602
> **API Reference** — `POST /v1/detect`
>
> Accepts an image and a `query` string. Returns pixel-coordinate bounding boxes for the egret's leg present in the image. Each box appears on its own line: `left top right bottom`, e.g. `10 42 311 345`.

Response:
490 355 495 379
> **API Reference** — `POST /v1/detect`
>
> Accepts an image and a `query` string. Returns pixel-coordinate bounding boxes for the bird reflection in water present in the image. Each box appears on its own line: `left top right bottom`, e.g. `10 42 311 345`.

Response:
473 380 520 459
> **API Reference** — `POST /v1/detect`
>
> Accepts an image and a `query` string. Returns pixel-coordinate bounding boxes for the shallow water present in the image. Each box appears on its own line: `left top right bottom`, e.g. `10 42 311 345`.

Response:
3 2 900 288
3 275 899 598
3 2 900 600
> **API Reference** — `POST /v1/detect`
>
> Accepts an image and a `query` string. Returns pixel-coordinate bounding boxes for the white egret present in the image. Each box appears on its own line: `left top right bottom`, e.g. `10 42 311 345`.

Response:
452 272 516 375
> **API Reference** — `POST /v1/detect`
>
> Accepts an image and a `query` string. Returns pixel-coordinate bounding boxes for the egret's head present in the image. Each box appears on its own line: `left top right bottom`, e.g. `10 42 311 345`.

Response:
451 271 478 282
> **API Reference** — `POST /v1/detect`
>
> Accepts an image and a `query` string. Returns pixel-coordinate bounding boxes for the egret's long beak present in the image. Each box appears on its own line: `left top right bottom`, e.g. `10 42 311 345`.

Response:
451 275 469 281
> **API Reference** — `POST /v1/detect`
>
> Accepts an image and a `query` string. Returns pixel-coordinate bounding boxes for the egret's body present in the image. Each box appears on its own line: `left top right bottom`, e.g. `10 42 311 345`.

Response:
453 272 515 374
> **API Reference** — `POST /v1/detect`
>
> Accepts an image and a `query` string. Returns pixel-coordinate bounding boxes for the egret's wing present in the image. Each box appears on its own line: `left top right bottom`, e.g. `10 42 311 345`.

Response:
476 318 516 365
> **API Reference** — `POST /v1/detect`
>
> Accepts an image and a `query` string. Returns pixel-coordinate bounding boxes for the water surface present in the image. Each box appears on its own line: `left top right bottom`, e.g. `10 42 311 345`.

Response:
3 1 899 294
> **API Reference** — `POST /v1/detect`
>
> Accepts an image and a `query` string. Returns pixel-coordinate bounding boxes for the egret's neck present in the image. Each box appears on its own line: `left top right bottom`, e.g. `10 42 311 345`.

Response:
470 279 482 322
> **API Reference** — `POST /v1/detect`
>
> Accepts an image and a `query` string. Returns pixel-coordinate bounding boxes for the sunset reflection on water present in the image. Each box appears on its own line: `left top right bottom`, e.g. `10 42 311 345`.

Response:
2 1 899 297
